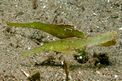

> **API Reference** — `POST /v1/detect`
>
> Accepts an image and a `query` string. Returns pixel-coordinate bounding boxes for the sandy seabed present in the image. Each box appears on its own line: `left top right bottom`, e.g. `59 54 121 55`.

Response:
0 0 122 81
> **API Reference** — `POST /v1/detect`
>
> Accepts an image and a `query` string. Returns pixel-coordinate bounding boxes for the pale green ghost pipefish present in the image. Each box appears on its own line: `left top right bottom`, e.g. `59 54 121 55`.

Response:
22 31 117 58
6 22 85 39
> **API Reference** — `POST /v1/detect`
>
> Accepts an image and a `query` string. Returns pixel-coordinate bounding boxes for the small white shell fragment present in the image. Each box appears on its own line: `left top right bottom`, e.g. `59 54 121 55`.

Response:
93 12 97 16
119 27 122 30
20 69 30 77
113 75 118 79
43 5 46 8
107 0 110 3
27 46 31 50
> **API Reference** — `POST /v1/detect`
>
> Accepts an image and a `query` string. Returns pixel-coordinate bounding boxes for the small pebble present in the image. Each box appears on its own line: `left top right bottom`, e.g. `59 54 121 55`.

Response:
96 71 101 75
